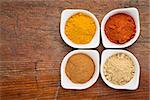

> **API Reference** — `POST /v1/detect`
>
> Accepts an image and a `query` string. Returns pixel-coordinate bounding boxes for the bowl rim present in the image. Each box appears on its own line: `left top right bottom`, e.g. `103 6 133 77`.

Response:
60 9 100 48
100 49 140 90
101 7 140 48
61 50 100 90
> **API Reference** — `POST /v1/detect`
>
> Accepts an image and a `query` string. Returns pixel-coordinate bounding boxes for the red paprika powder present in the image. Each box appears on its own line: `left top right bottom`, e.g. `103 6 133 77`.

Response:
104 13 136 44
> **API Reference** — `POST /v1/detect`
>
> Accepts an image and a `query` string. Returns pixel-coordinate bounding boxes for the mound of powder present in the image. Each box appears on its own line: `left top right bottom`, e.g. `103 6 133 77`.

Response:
104 13 136 44
104 53 135 85
65 13 96 44
65 53 95 84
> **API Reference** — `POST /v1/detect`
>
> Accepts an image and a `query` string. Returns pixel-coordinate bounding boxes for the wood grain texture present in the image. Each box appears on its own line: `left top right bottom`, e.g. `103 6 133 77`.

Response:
0 0 150 100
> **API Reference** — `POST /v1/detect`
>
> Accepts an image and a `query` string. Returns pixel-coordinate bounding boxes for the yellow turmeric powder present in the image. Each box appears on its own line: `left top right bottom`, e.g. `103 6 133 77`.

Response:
65 13 96 44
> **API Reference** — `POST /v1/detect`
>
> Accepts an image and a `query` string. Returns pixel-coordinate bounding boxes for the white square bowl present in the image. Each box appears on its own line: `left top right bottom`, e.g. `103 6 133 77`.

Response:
60 9 100 48
61 50 99 90
101 7 140 48
100 49 140 90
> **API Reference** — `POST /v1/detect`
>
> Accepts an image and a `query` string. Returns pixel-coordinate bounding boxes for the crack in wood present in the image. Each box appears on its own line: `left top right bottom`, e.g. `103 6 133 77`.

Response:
34 60 42 89
54 80 61 100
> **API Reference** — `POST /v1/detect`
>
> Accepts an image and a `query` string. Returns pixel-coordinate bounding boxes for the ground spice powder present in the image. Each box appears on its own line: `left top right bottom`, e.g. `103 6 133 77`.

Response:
104 53 135 85
65 53 95 83
65 13 96 44
105 13 136 44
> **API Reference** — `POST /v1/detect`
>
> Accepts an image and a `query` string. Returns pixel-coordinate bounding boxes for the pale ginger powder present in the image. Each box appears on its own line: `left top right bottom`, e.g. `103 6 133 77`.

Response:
104 53 135 85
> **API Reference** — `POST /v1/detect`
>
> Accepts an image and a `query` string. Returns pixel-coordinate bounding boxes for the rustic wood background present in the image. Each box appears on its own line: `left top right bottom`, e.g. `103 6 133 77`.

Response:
0 0 150 100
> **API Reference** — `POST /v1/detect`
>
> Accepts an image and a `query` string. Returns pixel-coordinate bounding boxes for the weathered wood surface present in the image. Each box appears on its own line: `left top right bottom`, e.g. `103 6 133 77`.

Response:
0 0 150 100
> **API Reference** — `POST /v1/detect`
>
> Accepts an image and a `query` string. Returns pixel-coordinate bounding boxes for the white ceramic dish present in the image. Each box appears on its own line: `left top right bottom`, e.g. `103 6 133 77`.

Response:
101 7 140 48
61 50 99 89
100 49 140 90
60 9 100 48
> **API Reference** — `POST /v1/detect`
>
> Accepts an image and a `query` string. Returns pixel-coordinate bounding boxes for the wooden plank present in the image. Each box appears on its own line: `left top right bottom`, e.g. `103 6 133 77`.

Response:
0 62 38 100
0 0 149 100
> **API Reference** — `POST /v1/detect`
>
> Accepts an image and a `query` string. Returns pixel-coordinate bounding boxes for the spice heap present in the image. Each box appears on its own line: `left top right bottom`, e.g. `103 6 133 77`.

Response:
103 53 135 85
105 13 136 44
65 53 95 83
65 13 96 44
